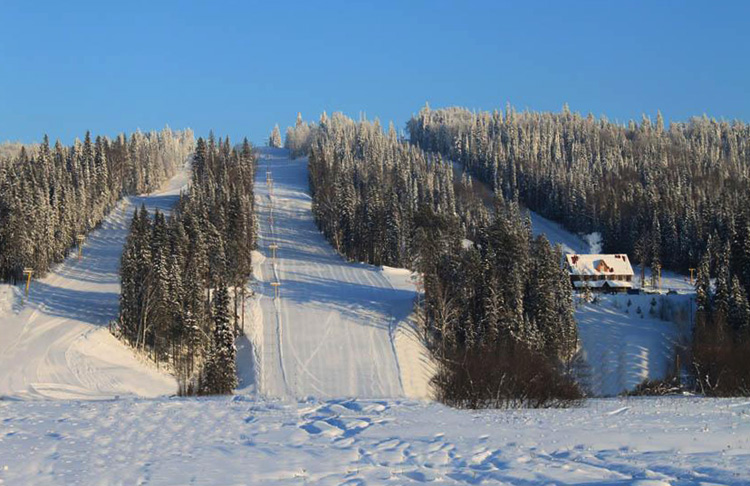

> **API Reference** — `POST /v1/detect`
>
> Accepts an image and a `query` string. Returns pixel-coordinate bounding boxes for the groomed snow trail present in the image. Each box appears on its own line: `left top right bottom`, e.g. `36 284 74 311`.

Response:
0 168 187 400
248 148 426 399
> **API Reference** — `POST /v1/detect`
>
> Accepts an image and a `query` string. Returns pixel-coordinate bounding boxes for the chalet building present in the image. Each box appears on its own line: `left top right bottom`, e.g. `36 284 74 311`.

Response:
566 254 635 293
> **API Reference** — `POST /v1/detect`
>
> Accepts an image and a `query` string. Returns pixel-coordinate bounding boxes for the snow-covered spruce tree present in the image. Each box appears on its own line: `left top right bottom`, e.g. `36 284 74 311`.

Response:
201 282 237 395
729 276 750 333
117 135 255 394
695 252 712 314
269 124 283 148
426 201 582 408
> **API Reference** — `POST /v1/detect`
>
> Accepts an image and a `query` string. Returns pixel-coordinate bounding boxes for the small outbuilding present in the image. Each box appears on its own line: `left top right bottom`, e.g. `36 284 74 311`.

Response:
566 254 635 293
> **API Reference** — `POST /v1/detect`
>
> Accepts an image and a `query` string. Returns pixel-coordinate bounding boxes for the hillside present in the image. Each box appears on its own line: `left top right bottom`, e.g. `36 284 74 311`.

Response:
0 168 189 399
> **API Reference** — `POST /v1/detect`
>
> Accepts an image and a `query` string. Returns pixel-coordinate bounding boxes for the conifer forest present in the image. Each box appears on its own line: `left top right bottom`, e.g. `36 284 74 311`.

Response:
6 4 750 484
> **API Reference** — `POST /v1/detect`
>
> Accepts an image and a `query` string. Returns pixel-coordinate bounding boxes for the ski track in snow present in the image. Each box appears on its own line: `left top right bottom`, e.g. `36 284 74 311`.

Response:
244 148 430 400
1 396 748 485
0 168 188 400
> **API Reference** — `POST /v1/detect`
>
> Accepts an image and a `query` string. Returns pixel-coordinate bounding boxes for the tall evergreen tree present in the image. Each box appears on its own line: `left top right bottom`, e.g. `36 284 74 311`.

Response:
202 282 237 395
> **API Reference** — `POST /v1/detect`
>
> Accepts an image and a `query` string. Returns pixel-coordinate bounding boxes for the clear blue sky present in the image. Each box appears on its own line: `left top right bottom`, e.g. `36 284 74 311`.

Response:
2 0 748 144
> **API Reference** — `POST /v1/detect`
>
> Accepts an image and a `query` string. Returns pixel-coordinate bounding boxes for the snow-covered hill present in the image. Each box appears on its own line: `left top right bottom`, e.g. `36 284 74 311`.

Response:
243 148 432 400
2 395 748 485
527 210 694 396
0 168 188 400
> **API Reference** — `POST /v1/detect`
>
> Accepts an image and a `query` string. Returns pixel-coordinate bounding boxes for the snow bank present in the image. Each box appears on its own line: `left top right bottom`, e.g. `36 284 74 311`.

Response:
382 266 435 400
0 284 19 319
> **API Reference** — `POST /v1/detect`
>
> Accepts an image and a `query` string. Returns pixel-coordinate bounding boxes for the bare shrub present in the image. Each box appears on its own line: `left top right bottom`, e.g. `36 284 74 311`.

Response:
691 317 750 396
432 341 584 409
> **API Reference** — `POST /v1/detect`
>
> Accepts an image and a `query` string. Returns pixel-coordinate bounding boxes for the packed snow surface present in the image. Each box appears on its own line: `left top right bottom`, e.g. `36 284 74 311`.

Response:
246 148 431 399
0 168 188 399
1 396 748 485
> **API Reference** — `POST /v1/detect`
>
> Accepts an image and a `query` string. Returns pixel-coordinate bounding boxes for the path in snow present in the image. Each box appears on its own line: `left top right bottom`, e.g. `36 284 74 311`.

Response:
245 148 430 400
0 168 188 399
1 396 748 485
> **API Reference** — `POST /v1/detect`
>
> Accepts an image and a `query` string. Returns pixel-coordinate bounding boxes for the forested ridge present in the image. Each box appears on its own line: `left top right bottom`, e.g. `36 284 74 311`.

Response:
290 114 582 407
0 128 194 282
408 104 750 395
407 104 750 280
118 136 256 395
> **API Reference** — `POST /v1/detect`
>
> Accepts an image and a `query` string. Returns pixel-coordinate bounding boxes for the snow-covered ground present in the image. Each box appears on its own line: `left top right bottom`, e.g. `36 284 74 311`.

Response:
1 395 748 485
576 293 693 396
527 210 695 396
0 168 188 400
244 148 431 400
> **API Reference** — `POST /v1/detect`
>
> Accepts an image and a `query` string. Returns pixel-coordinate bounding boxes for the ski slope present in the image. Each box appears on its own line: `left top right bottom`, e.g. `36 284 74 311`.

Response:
245 148 431 400
2 395 748 485
0 169 187 400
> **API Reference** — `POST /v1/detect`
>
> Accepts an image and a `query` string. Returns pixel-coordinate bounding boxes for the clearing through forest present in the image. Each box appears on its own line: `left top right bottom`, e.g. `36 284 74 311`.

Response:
242 148 431 399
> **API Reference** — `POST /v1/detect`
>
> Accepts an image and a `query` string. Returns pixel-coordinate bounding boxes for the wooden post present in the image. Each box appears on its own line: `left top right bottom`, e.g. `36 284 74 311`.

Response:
688 268 696 285
23 268 33 297
270 281 281 299
77 234 86 260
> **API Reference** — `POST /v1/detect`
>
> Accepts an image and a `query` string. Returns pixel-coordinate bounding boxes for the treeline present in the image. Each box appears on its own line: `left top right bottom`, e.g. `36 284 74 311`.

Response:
408 104 750 395
118 136 256 395
284 112 317 158
407 104 750 277
0 128 193 282
0 141 35 160
290 114 581 407
307 112 471 268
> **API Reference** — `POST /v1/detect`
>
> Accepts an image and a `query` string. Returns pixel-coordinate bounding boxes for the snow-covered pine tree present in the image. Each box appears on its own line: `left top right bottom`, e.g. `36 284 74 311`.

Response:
695 252 712 314
202 282 237 395
269 124 283 148
728 276 750 333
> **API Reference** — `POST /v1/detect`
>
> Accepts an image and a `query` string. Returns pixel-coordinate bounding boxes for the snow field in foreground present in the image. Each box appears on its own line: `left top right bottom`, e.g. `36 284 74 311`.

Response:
1 396 748 485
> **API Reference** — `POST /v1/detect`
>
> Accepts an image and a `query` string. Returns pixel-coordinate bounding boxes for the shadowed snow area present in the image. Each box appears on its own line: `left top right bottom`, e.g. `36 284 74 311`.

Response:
244 148 431 400
0 168 188 399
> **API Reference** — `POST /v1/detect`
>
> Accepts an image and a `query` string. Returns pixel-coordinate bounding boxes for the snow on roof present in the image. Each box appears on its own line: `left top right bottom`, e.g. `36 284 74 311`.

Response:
566 254 634 277
573 280 632 288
